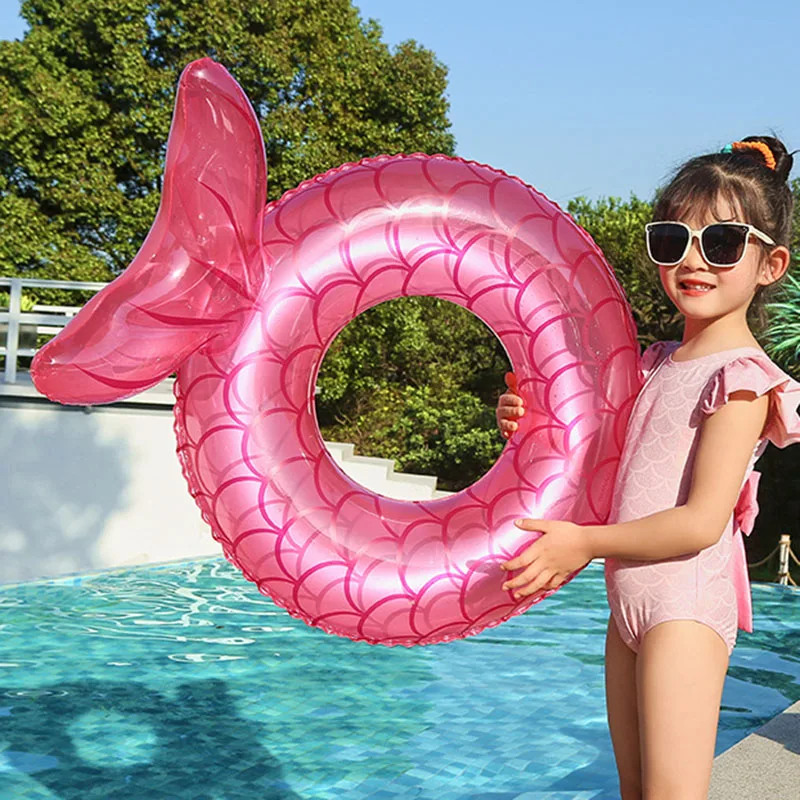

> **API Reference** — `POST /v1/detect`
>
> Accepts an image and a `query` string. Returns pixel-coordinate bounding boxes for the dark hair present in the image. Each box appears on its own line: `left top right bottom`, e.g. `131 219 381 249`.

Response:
652 135 795 334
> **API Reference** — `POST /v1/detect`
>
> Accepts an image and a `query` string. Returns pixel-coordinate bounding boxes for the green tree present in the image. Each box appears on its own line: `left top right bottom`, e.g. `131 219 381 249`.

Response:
316 297 510 492
570 182 800 367
568 194 683 347
0 0 454 284
763 271 800 379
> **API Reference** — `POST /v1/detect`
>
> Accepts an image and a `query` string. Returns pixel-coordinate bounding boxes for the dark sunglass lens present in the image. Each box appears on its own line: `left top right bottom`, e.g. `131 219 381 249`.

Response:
648 223 688 264
702 224 747 265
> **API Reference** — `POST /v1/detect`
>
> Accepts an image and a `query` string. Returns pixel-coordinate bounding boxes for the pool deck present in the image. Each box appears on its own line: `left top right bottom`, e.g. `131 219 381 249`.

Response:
710 699 800 799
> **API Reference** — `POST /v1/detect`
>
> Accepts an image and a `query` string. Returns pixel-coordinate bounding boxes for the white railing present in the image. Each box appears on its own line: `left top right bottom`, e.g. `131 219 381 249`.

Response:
0 276 107 384
0 275 452 498
749 534 799 587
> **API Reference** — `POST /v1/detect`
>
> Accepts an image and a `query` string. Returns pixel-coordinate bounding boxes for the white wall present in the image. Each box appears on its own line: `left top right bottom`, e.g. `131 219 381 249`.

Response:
1 401 217 583
0 400 449 584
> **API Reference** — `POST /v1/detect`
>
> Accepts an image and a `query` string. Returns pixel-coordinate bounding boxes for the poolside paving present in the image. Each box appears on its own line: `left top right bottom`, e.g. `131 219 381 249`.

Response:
710 699 800 799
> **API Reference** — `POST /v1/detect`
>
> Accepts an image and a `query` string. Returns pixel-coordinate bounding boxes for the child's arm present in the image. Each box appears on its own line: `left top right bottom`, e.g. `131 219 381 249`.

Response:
501 388 769 598
586 388 769 560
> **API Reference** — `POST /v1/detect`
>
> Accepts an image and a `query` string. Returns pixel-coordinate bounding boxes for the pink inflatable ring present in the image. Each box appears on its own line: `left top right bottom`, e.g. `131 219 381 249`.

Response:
32 60 641 645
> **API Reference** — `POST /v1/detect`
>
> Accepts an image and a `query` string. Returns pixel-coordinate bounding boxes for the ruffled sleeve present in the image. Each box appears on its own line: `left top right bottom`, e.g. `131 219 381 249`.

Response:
700 353 800 448
640 340 678 381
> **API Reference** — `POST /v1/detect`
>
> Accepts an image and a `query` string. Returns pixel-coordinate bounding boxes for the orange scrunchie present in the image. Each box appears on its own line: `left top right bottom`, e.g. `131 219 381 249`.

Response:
730 141 777 171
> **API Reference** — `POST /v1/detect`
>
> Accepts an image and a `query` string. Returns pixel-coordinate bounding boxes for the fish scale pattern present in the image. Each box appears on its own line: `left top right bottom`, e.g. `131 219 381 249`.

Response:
31 59 643 645
605 340 798 655
173 150 642 646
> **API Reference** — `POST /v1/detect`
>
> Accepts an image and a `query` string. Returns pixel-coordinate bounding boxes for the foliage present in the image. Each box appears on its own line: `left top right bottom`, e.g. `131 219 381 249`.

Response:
792 178 800 259
3 1 799 532
316 297 510 491
570 184 800 381
567 194 684 347
762 178 800 379
0 0 454 288
0 291 37 311
763 270 800 378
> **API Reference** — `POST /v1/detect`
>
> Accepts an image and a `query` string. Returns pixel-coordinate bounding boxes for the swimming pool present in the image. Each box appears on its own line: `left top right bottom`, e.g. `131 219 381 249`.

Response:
0 560 797 799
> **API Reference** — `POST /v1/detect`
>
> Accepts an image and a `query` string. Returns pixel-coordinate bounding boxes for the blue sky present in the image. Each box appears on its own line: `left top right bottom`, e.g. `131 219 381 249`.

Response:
2 1 799 205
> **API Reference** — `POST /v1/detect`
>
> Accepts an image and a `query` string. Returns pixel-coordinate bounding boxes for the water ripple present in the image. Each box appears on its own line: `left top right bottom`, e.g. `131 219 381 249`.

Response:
0 558 796 800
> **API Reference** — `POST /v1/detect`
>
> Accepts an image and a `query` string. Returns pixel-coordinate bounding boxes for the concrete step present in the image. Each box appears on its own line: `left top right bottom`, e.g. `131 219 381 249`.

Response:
323 440 453 500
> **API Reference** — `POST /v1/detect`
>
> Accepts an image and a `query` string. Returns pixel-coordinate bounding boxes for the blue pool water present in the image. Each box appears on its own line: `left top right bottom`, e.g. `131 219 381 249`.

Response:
0 559 797 799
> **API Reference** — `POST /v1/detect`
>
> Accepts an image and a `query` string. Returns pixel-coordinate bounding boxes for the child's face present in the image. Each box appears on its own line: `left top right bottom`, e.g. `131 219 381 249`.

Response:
657 196 776 323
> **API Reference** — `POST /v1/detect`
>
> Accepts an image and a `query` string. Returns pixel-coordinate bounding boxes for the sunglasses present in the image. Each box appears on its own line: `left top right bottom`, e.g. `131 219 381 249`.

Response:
645 221 775 268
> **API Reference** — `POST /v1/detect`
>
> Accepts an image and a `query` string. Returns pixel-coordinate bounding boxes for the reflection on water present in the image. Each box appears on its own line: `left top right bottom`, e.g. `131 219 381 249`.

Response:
0 560 797 799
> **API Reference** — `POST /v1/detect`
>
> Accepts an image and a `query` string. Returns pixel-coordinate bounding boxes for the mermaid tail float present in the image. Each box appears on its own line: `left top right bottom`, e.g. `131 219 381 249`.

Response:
32 59 642 645
32 59 267 403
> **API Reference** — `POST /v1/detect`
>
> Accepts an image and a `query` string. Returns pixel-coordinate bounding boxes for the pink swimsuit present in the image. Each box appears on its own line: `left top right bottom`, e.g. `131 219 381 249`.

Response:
605 340 800 656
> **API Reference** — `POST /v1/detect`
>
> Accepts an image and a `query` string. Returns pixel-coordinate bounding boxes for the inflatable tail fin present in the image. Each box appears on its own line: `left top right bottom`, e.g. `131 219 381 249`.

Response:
32 59 267 404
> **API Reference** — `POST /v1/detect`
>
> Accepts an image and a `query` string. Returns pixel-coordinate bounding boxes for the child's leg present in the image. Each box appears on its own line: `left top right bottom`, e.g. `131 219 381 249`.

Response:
637 620 729 799
605 614 642 800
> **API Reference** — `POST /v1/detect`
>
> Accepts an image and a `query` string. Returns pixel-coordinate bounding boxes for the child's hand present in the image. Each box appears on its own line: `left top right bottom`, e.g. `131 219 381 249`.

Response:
500 519 593 600
496 371 525 440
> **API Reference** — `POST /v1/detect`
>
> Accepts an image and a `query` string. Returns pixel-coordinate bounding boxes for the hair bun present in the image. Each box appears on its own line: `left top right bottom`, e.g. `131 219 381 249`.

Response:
742 135 793 183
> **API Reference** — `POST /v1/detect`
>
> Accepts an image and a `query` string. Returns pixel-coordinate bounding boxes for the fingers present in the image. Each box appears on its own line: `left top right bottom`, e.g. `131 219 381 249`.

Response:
499 527 543 573
499 519 561 600
503 566 564 599
497 373 526 440
497 395 524 422
501 548 536 575
497 395 525 415
498 416 520 440
505 567 554 600
512 518 543 531
500 554 570 601
501 561 538 591
496 394 525 440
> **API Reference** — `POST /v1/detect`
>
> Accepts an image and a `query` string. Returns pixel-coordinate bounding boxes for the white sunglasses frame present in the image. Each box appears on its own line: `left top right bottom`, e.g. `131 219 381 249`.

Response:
645 221 776 268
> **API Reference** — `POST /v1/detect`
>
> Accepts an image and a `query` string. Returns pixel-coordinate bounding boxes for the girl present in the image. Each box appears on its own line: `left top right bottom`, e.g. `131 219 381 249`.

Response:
495 136 800 799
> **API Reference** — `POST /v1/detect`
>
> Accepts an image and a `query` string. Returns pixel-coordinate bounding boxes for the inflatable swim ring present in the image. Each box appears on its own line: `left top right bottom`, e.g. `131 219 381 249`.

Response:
32 59 641 645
